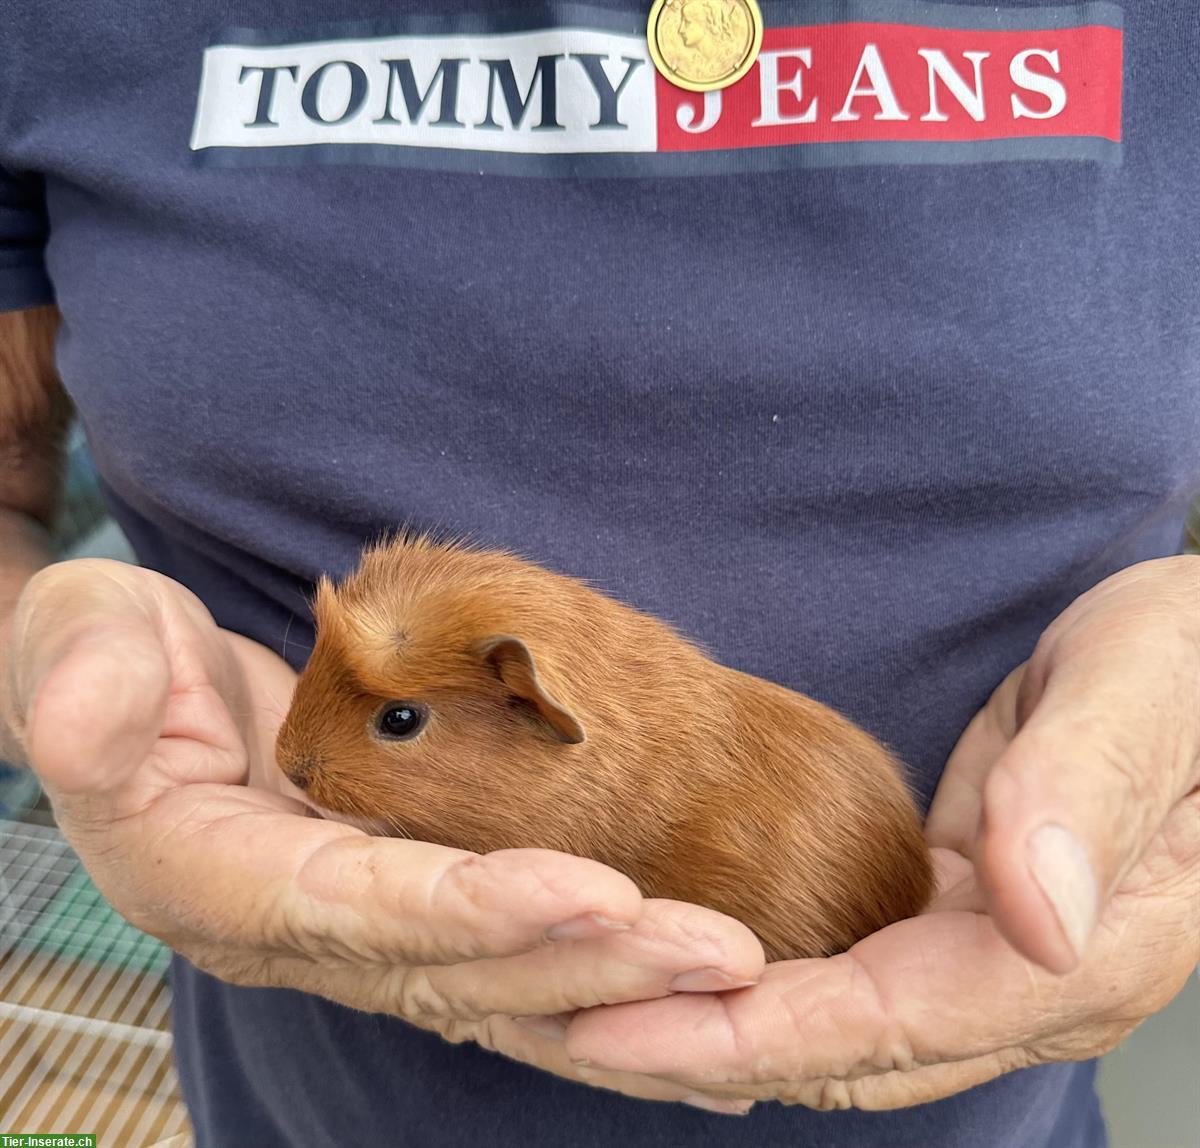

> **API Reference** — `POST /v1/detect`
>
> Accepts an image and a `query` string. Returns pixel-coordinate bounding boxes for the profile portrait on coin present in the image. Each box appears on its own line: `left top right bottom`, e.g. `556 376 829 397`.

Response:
658 0 754 84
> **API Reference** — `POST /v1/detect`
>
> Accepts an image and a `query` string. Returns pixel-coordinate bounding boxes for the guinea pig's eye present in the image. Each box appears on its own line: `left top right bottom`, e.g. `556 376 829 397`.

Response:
375 702 427 741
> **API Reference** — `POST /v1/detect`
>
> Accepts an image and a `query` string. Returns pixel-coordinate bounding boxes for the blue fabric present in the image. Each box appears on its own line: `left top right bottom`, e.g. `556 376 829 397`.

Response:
0 167 53 310
170 962 1107 1148
4 1 1198 1144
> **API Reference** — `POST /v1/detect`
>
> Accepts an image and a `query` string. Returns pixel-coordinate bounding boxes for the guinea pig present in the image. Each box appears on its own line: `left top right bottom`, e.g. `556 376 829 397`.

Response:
275 536 933 962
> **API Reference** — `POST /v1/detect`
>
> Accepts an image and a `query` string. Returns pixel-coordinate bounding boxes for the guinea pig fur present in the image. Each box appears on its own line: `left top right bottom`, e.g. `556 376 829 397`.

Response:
276 536 934 962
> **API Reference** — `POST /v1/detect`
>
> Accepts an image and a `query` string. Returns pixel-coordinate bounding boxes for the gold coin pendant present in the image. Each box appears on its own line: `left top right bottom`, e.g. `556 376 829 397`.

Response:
647 0 765 93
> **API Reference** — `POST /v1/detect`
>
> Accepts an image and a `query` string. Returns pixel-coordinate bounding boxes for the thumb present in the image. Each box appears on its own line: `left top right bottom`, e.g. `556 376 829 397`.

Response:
6 559 171 800
979 631 1200 975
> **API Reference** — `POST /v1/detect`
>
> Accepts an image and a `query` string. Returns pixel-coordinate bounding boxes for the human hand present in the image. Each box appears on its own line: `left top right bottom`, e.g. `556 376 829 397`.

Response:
2 559 766 1108
533 556 1200 1112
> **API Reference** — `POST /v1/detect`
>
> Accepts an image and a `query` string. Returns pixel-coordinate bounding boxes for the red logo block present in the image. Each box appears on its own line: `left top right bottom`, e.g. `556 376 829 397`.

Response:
656 22 1123 151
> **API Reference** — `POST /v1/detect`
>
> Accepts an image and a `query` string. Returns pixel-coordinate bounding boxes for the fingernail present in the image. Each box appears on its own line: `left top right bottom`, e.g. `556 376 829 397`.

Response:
682 1094 754 1116
511 1015 567 1041
544 913 632 942
669 967 758 993
1027 823 1097 963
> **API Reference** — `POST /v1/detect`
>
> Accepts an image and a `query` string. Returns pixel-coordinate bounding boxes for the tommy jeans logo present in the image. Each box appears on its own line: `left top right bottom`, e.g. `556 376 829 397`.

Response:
189 2 1123 175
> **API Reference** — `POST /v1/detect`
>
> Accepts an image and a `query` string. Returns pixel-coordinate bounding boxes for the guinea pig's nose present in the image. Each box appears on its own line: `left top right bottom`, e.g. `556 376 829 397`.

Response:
282 753 324 790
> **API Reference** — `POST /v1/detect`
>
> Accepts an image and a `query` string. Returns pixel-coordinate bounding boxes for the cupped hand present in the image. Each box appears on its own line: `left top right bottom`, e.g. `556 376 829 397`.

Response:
535 556 1200 1112
1 559 765 1110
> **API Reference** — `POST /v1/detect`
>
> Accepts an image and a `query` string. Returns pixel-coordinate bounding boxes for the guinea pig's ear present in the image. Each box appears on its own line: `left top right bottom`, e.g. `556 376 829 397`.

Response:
479 636 586 745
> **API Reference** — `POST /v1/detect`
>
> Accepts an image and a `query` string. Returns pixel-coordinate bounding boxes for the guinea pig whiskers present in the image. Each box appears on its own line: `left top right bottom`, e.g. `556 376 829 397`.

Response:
380 811 416 841
279 612 314 660
280 611 295 661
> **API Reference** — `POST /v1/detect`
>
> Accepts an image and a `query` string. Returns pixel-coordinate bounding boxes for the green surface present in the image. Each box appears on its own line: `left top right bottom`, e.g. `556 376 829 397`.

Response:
14 865 170 975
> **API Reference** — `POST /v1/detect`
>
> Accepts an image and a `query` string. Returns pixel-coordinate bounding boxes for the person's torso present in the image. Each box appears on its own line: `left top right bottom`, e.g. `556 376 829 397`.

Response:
2 2 1195 1144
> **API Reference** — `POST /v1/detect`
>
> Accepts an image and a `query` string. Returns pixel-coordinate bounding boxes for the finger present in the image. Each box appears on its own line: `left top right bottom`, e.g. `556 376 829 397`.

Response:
924 666 1023 854
924 848 984 913
23 623 171 797
224 630 306 803
407 897 763 1019
561 909 1073 1085
483 1017 756 1115
129 794 647 968
814 1047 1028 1110
410 1015 755 1115
638 1046 1026 1111
8 560 245 812
563 795 1200 1103
980 609 1200 973
231 895 762 1020
9 560 158 721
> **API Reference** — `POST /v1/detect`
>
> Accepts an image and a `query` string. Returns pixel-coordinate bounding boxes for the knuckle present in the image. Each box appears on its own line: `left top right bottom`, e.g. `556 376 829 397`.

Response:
998 1045 1039 1073
268 898 321 958
471 1015 512 1053
383 965 463 1022
1157 792 1200 875
1093 737 1156 810
434 851 578 946
427 1016 481 1045
424 855 501 961
183 944 273 988
815 1077 855 1111
842 953 918 1075
433 854 491 917
724 1010 775 1082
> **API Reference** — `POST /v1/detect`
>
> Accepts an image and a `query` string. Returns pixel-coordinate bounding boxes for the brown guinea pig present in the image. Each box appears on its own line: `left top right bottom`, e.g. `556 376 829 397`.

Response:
276 536 933 961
